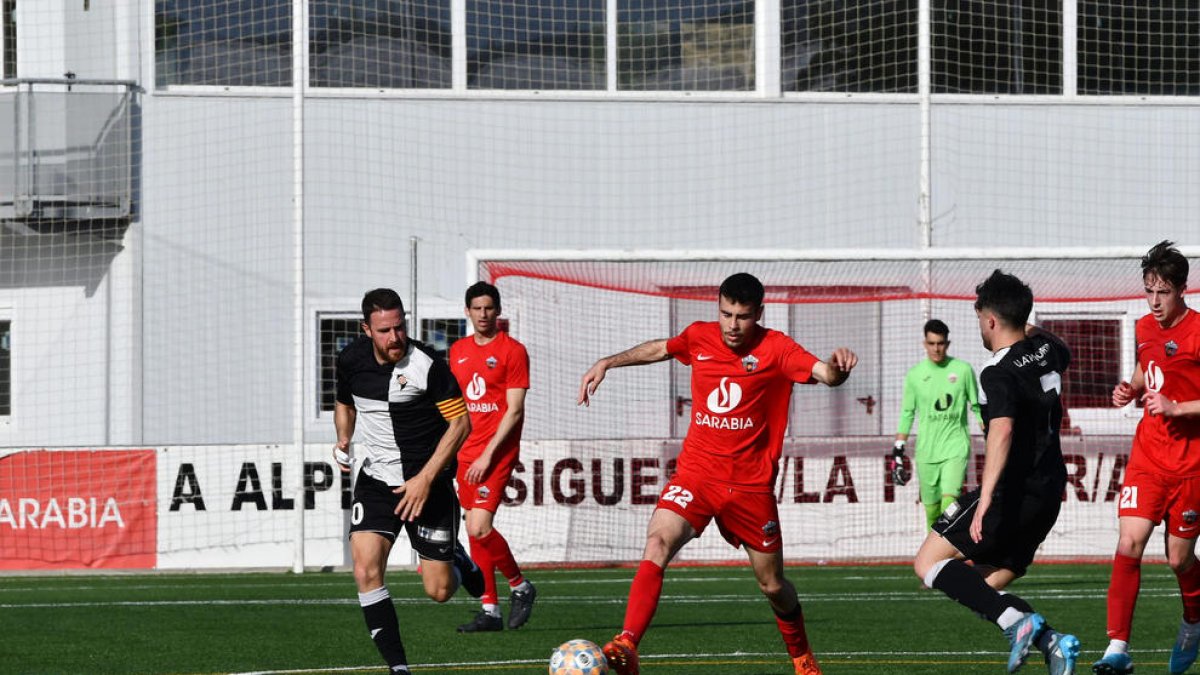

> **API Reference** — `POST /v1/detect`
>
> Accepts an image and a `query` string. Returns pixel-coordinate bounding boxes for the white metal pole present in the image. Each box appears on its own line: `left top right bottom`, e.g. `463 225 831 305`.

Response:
755 0 781 97
918 0 932 321
451 0 466 91
1063 0 1078 97
409 237 419 336
291 0 309 575
606 0 617 92
408 236 419 567
466 246 1179 262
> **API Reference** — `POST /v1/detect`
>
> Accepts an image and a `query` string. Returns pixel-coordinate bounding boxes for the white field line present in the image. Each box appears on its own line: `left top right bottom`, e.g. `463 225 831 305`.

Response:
0 585 1181 609
230 647 1175 675
0 569 1168 594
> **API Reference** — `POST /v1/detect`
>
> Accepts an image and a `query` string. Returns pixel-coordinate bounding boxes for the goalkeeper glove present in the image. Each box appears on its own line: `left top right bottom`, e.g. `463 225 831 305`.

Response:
889 441 911 486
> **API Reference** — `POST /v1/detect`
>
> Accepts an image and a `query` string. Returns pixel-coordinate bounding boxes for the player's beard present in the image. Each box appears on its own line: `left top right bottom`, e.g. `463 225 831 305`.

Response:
378 340 406 363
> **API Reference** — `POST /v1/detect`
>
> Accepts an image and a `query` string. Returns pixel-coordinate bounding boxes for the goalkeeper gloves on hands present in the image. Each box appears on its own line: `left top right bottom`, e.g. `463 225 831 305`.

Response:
889 441 911 486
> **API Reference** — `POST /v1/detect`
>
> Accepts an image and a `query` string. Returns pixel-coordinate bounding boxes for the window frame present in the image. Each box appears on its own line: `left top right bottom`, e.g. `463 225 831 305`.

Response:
308 299 469 424
0 307 12 425
145 1 1199 98
1034 309 1139 435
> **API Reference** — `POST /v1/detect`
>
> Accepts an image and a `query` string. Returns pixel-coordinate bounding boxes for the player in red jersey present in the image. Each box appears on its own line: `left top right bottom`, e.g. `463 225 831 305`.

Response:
448 282 537 633
577 273 857 675
1094 241 1200 675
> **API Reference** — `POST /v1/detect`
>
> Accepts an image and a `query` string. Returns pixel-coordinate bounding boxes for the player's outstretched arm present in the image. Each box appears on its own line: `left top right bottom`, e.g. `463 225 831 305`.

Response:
333 402 357 473
578 339 670 406
810 347 858 387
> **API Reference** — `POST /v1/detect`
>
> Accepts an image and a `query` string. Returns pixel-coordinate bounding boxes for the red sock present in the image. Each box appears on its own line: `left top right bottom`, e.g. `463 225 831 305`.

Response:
467 534 498 605
475 529 524 587
774 603 812 658
1177 557 1200 623
1106 552 1142 641
622 560 665 646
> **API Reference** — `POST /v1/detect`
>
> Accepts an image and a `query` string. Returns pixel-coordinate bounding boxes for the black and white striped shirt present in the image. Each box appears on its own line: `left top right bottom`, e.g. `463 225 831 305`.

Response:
335 336 467 485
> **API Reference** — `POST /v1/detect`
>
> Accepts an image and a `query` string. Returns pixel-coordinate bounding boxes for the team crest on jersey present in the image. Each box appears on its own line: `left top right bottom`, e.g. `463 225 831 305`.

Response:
1166 340 1179 357
742 354 759 372
396 374 408 389
1184 510 1198 525
486 356 498 369
947 373 958 384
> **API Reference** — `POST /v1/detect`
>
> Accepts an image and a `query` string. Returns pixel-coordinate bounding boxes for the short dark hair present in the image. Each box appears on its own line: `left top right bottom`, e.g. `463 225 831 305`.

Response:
923 319 949 338
361 288 405 324
1141 240 1189 290
974 270 1033 329
465 281 502 311
719 272 765 308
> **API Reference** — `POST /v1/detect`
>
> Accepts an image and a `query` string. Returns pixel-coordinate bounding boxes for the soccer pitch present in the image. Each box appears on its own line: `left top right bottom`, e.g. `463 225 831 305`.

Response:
0 563 1181 674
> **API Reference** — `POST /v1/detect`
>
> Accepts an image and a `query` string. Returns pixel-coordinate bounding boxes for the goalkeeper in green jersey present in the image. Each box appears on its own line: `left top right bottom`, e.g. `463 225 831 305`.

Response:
891 319 983 530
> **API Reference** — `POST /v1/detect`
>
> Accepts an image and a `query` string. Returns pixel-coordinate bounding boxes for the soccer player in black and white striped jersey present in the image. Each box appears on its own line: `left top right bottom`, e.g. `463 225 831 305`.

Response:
333 288 484 674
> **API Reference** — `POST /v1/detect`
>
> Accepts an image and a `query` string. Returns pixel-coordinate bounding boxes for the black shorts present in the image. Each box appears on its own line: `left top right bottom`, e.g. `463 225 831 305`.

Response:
933 487 1061 578
349 469 461 562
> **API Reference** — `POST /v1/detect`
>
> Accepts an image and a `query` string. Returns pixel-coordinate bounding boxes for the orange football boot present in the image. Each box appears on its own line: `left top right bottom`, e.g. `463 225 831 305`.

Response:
602 634 640 675
793 649 823 675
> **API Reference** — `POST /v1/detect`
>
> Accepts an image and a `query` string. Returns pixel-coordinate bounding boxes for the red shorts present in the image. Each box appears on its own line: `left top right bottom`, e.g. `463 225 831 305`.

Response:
455 456 516 514
1119 465 1200 539
656 472 782 553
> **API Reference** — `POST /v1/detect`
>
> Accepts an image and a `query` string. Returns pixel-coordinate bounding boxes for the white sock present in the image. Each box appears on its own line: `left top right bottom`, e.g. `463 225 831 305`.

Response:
1104 639 1128 657
996 608 1025 631
483 603 500 617
512 579 532 593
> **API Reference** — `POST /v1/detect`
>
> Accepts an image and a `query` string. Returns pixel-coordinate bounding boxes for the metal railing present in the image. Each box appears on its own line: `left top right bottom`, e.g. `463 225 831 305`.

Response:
0 78 140 222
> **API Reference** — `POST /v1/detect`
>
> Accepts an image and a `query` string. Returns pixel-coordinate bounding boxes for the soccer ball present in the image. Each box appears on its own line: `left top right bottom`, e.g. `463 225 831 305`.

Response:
549 639 609 675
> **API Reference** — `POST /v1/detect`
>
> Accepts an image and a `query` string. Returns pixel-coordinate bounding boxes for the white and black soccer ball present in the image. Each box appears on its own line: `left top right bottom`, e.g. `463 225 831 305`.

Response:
549 639 609 675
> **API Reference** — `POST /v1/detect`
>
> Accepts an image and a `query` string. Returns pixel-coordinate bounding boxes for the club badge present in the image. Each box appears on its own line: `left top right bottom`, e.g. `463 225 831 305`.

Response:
742 354 759 372
1184 510 1198 524
396 374 408 389
1166 340 1179 357
486 356 498 369
762 520 779 536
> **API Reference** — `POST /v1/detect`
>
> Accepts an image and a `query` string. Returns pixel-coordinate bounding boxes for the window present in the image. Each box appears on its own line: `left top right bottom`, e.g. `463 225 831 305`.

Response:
621 0 752 91
0 320 9 416
1079 1 1200 96
316 313 468 414
934 0 1061 94
2 0 15 80
318 314 360 414
469 0 604 90
155 0 292 87
310 0 450 88
421 317 466 359
783 0 917 93
1040 317 1121 408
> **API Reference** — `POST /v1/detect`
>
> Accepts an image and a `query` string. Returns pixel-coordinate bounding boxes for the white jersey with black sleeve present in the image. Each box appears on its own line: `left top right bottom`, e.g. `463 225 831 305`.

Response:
335 336 467 486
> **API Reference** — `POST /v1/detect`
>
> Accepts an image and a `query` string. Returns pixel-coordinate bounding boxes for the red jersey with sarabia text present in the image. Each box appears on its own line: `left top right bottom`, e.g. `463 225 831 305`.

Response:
1131 309 1200 476
665 321 819 491
448 331 530 465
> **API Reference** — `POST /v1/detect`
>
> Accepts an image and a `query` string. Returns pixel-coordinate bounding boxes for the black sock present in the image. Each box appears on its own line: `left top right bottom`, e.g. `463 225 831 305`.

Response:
359 587 408 670
999 592 1035 615
774 603 802 621
930 560 1008 623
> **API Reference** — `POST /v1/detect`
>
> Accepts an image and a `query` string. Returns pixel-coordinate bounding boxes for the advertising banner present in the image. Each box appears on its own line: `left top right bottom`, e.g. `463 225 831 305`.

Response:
0 449 157 569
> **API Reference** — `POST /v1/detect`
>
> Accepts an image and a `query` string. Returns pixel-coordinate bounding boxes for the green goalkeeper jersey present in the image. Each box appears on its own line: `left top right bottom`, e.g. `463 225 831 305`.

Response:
897 357 982 463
